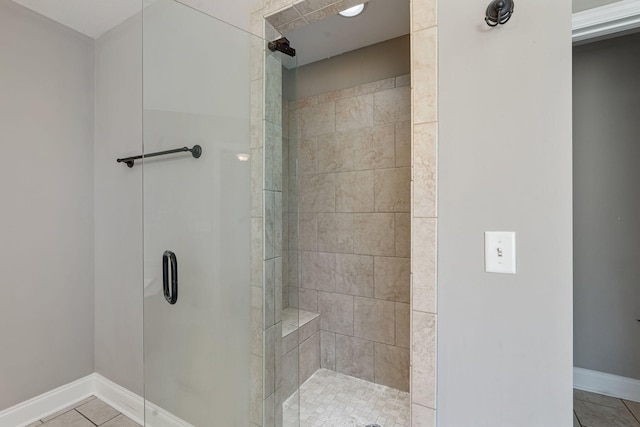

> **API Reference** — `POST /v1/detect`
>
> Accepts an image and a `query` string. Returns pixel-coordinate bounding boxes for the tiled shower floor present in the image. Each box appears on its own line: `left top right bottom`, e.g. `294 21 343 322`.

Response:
26 396 140 427
283 369 410 427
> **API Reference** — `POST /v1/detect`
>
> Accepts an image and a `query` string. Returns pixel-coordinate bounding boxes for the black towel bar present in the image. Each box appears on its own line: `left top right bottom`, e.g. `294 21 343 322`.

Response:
117 145 202 168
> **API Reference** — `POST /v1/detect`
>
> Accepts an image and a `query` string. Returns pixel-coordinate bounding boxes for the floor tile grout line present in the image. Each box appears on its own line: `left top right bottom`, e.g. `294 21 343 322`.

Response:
623 399 640 425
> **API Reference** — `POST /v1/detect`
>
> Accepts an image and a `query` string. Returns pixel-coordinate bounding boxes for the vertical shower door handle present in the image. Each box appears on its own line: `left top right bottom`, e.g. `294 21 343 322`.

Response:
162 250 178 305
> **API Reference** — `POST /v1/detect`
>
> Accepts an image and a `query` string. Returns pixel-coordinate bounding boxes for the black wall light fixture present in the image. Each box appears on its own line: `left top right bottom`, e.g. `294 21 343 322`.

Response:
485 0 514 27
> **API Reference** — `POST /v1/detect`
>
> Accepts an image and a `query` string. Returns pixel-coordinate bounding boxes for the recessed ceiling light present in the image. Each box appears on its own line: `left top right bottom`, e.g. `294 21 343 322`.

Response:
236 153 250 162
339 3 366 17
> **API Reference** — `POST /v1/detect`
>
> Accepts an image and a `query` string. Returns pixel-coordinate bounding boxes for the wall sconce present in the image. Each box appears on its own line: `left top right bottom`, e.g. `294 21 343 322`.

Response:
485 0 514 27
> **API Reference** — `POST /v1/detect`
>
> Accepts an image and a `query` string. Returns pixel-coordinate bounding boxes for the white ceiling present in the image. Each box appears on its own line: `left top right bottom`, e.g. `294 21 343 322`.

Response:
10 0 156 39
284 0 410 68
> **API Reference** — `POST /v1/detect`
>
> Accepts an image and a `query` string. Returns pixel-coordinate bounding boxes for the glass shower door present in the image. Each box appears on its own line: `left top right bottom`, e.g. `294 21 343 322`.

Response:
142 1 256 425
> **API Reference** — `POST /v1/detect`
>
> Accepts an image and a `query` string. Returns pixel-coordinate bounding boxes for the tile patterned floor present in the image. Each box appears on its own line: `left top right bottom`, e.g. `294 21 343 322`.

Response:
283 369 409 427
574 389 640 427
25 396 140 427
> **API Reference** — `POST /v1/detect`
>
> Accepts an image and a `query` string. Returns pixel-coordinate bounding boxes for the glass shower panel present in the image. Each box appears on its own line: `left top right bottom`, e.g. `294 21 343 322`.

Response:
142 1 256 425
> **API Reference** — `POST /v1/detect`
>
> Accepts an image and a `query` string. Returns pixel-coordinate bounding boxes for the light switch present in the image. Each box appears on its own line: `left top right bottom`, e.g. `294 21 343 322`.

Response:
485 231 516 274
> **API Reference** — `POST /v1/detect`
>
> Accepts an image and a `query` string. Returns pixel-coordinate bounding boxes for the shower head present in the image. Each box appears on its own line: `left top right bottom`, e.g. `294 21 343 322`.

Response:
268 37 296 58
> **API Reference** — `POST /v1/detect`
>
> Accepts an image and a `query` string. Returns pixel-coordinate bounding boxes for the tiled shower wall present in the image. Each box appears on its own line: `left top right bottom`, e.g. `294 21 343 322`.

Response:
285 76 411 391
251 0 439 425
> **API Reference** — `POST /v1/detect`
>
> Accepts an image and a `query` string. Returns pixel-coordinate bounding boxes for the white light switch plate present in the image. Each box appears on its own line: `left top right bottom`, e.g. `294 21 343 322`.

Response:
485 231 516 274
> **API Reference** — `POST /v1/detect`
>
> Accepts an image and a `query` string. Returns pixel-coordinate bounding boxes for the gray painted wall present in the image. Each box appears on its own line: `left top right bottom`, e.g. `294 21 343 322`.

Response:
438 0 573 425
573 0 622 13
283 35 410 100
573 33 640 381
94 14 144 395
0 0 95 410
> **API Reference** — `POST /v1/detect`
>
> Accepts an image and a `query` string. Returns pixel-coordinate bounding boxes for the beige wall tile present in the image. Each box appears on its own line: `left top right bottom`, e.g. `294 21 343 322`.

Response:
263 392 274 427
375 167 411 213
289 284 299 308
282 329 298 355
353 297 395 344
414 122 437 218
299 331 320 384
412 403 436 427
291 95 318 110
395 213 411 258
318 291 354 335
250 355 263 425
258 259 273 328
264 191 276 259
336 94 374 132
299 287 318 312
250 37 264 83
282 211 289 251
353 125 395 170
318 86 356 103
265 122 282 191
300 251 335 292
374 256 410 303
299 102 336 138
412 0 437 31
298 212 317 251
396 74 411 87
353 213 395 256
251 218 264 287
320 331 336 370
251 79 264 150
317 213 354 253
374 86 411 125
275 257 283 323
335 334 374 382
374 343 410 391
395 121 411 167
264 323 280 396
299 316 320 343
355 77 395 96
251 286 264 356
265 55 282 126
292 0 335 16
298 137 317 175
317 131 355 173
287 174 298 212
412 311 436 409
413 218 436 313
251 148 264 218
413 27 438 124
287 250 299 288
263 0 293 17
395 302 410 348
281 347 298 399
335 253 374 297
287 212 299 250
266 3 302 27
275 192 283 255
300 173 336 212
336 170 374 213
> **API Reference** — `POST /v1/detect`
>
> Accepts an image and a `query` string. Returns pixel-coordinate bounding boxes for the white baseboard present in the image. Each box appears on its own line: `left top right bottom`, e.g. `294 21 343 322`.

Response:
574 367 640 402
0 373 199 427
0 374 143 427
94 374 144 425
0 375 95 427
